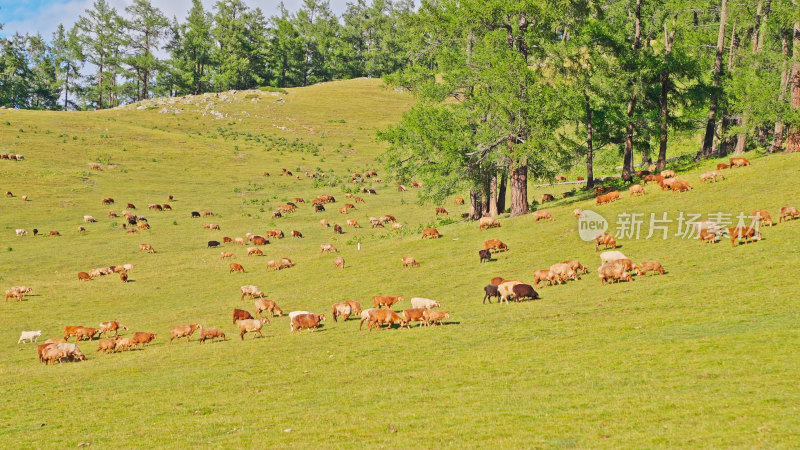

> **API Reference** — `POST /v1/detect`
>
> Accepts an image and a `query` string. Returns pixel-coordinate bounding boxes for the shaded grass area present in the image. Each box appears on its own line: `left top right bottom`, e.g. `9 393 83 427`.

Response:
1 78 800 447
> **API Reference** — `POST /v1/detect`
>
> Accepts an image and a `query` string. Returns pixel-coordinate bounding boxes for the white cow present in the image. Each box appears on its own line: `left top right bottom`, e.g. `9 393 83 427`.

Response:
18 330 42 344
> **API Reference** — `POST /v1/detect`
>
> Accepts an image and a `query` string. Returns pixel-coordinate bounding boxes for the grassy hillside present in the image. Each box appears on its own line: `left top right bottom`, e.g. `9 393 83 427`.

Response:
1 78 800 447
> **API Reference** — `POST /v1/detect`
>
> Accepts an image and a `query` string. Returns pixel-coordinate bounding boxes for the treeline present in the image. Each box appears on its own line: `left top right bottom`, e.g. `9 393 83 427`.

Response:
0 0 413 110
379 0 800 218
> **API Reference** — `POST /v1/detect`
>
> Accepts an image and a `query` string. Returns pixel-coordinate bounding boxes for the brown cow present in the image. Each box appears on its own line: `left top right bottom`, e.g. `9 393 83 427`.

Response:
362 309 404 331
199 328 226 343
233 308 255 324
100 321 129 337
533 210 554 222
421 228 440 239
292 230 303 238
717 163 730 170
221 251 235 259
779 206 799 223
532 270 558 289
97 338 117 354
346 219 361 228
636 261 665 277
334 257 345 269
403 308 427 328
247 247 263 256
320 243 338 253
230 263 245 273
401 256 419 268
49 230 60 236
255 299 283 317
561 260 589 274
334 224 343 234
423 310 451 326
223 237 233 243
751 210 773 226
729 157 751 167
435 207 449 215
139 243 155 253
170 324 202 343
279 258 294 269
728 226 762 247
629 185 645 196
252 236 268 245
354 197 365 203
373 295 404 309
541 194 554 203
78 271 92 281
291 314 325 333
75 327 102 341
454 197 465 205
484 239 508 252
598 264 633 285
132 332 157 347
595 233 617 251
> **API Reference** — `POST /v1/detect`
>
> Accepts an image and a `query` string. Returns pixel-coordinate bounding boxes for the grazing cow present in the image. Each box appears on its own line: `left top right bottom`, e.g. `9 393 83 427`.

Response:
561 260 589 274
696 221 723 243
100 321 128 337
234 237 245 245
346 219 360 228
162 204 172 210
18 330 42 344
596 194 610 205
139 243 155 253
339 207 349 214
436 207 449 215
199 328 226 343
291 314 325 333
397 185 407 192
207 240 221 248
255 299 283 317
132 332 157 347
202 210 214 217
83 215 97 223
411 297 440 309
598 264 633 284
422 310 451 326
333 224 344 234
717 163 730 170
660 170 676 178
354 197 365 204
478 217 500 230
137 222 151 230
541 194 554 203
512 283 539 301
47 230 60 237
222 237 233 243
108 211 118 218
321 243 338 253
550 263 579 282
670 180 692 192
333 257 345 269
191 211 201 218
291 230 303 238
126 203 136 210
114 338 137 352
369 218 383 228
78 226 86 233
331 302 352 322
204 224 220 230
279 258 294 269
362 309 403 331
484 239 508 252
728 226 762 247
4 289 23 302
454 197 465 205
381 215 397 223
320 219 330 227
532 270 558 289
247 247 263 256
220 251 235 259
556 175 568 182
729 157 751 167
97 338 117 353
636 261 665 277
421 228 440 239
295 197 305 203
170 324 202 343
779 206 799 223
373 295 403 309
479 249 492 263
272 211 282 218
392 222 403 230
483 285 499 304
752 210 774 226
240 285 263 300
612 258 637 273
599 250 628 265
595 233 617 251
533 210 554 222
252 236 269 246
233 308 255 324
629 185 645 196
315 204 325 212
402 256 420 268
230 263 245 273
403 308 427 328
266 260 280 271
78 271 92 281
497 280 523 303
75 327 102 341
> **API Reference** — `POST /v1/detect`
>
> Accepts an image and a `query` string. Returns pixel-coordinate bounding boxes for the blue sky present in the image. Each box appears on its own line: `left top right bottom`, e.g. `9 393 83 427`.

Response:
0 0 352 39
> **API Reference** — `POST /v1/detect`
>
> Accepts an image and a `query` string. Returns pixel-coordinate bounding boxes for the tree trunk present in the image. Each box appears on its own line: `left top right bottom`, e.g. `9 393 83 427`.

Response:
700 0 728 158
488 172 498 217
98 59 104 109
509 163 528 217
771 30 790 153
497 171 507 213
657 24 675 171
585 92 595 189
64 70 70 110
734 116 747 155
622 0 642 182
787 11 800 153
469 189 483 220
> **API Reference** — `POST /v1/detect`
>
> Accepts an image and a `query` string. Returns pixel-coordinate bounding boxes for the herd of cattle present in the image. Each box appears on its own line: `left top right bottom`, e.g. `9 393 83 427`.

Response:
10 157 800 365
